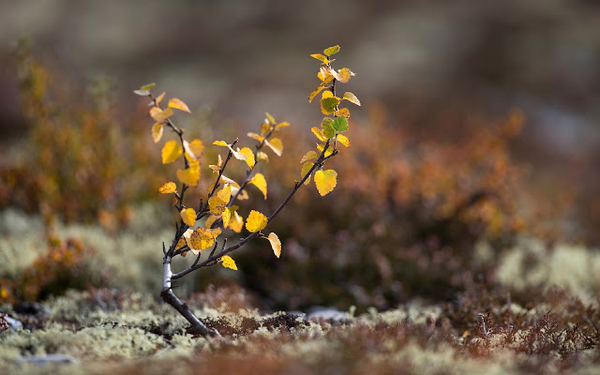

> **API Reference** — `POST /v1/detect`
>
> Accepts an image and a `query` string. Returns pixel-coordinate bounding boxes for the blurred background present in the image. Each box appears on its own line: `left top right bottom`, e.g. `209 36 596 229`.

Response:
0 0 599 311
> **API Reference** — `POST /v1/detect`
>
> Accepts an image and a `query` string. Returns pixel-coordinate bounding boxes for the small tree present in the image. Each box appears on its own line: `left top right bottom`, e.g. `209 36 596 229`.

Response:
135 45 360 337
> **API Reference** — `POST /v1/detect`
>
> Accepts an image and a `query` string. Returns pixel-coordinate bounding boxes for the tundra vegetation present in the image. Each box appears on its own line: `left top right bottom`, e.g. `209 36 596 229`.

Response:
0 42 599 374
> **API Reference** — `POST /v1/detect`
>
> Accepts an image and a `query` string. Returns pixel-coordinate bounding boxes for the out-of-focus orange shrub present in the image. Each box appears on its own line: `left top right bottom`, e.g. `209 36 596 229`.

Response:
0 237 99 303
231 105 534 311
0 40 166 230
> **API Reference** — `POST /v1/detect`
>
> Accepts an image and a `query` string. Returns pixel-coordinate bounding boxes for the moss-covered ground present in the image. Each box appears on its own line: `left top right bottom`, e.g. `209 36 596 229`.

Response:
1 209 599 374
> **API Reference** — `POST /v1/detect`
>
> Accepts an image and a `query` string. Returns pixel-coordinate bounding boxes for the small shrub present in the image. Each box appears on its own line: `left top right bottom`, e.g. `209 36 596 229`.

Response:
0 237 98 303
136 45 359 336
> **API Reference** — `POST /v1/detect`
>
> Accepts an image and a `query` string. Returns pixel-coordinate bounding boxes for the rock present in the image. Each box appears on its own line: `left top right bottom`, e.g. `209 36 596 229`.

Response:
18 354 79 365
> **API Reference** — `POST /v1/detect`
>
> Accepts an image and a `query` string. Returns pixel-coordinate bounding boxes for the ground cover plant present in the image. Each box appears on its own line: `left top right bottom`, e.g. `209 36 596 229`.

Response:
0 42 599 374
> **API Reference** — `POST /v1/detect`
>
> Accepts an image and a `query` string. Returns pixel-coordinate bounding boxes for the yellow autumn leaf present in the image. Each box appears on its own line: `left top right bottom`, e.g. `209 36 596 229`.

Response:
158 182 177 194
314 169 337 196
221 207 231 228
213 140 247 160
300 150 318 164
168 98 192 113
308 78 333 103
256 151 269 163
335 108 351 118
267 232 281 258
246 210 268 233
180 208 196 227
311 126 328 142
221 255 238 271
247 132 265 142
217 184 232 203
150 107 174 123
317 143 334 158
141 82 156 91
250 173 267 199
265 112 276 124
337 134 351 147
155 91 166 105
230 210 244 233
208 196 227 215
188 227 220 252
238 147 255 169
342 92 361 106
183 139 204 160
323 45 340 56
177 163 200 186
310 53 329 64
336 68 355 84
151 123 164 143
265 138 283 156
162 140 182 164
301 162 314 185
275 122 290 130
260 122 272 136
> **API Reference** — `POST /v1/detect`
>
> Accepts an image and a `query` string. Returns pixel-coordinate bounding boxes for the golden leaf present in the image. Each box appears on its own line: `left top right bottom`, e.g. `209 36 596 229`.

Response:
267 232 281 258
310 53 329 64
335 108 351 118
168 98 192 113
150 107 173 123
183 139 204 160
342 92 361 106
247 132 265 142
188 227 220 252
337 134 351 148
230 210 244 233
250 173 267 199
323 45 340 56
300 151 318 164
140 82 156 91
336 68 355 84
275 122 290 130
158 182 177 194
177 163 200 186
162 140 182 164
308 77 334 103
314 169 337 196
265 112 276 125
155 91 166 105
246 210 268 233
301 162 314 185
265 138 283 156
180 208 196 227
221 207 231 228
208 196 227 215
311 127 328 142
151 123 164 143
221 255 238 271
238 147 256 169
